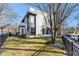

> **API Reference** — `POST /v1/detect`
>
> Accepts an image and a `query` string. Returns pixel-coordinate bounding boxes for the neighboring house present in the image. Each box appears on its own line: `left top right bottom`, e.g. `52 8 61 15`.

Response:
19 7 51 37
3 24 18 35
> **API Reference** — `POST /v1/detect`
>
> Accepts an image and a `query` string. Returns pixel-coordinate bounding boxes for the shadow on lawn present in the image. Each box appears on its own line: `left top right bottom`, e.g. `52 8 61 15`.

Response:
19 41 50 44
2 44 65 56
7 38 51 44
0 37 65 56
31 44 64 56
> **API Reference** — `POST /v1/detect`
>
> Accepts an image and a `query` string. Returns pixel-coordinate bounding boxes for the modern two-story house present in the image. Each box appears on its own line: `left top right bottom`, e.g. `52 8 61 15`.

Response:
19 7 51 37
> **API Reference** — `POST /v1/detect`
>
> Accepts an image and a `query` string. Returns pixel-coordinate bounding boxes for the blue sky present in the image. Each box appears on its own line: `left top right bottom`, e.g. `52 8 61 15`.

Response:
8 3 29 24
8 3 79 27
66 11 79 27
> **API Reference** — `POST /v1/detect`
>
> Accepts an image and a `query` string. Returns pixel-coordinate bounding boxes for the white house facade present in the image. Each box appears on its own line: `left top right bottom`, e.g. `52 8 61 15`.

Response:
19 7 51 37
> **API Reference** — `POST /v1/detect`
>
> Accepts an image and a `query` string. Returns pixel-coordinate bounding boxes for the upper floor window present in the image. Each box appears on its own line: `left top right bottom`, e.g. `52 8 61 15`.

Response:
29 15 35 28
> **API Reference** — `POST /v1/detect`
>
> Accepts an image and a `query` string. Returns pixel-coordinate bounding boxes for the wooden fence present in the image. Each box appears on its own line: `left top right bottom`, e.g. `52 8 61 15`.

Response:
0 33 8 50
62 35 79 56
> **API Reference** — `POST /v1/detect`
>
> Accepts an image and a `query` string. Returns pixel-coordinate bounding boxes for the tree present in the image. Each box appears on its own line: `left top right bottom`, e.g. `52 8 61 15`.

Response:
74 13 79 34
28 3 79 44
0 3 17 34
59 20 68 35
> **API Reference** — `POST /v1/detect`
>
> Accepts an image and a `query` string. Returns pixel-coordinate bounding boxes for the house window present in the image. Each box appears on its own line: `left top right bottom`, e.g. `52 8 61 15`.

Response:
29 15 35 28
42 28 45 34
27 14 36 35
22 28 24 35
31 27 36 35
46 28 51 34
42 27 51 35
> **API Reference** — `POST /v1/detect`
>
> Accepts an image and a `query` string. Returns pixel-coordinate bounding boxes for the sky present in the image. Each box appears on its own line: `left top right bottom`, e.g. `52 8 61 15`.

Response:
7 3 79 27
66 11 79 27
8 3 29 24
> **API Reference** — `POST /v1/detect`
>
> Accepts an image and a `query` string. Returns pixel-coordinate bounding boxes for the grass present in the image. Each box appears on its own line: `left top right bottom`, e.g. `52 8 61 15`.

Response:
0 37 65 56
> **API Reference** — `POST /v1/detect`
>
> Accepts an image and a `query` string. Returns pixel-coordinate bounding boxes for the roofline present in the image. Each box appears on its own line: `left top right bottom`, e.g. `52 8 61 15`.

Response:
21 11 37 23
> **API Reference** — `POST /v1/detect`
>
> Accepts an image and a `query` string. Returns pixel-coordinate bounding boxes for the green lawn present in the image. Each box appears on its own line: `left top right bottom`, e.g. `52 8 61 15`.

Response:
0 37 65 56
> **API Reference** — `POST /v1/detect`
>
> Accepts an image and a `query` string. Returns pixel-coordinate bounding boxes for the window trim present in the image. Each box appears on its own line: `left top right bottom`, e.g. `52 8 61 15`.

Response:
27 14 36 35
42 27 51 35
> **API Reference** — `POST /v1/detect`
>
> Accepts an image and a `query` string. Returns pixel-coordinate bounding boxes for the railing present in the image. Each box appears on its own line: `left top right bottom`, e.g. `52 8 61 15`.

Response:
73 42 79 55
0 33 8 50
62 35 79 56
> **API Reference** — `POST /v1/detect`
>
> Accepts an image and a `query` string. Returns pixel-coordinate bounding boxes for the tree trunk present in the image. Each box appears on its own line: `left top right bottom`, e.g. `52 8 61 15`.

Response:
50 29 56 44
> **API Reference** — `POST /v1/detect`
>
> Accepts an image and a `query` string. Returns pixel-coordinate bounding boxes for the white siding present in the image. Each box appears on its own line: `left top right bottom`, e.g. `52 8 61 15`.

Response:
36 13 44 36
20 7 51 37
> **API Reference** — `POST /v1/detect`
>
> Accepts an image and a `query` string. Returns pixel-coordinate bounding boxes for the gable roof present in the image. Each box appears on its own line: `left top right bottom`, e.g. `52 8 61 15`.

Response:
21 8 37 23
21 7 47 23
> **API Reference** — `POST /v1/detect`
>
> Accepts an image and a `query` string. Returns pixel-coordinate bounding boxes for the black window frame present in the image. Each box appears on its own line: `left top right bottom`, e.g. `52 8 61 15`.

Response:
42 27 51 35
27 13 36 35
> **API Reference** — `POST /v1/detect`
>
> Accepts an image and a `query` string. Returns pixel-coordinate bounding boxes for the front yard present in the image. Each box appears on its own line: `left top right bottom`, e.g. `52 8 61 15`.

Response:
0 37 65 56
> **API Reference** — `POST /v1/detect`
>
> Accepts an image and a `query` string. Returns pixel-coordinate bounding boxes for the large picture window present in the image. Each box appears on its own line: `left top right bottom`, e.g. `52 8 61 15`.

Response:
29 15 35 28
27 14 36 35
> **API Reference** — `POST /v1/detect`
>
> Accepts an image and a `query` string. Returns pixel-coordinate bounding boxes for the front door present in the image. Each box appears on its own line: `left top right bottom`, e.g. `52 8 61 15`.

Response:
20 27 26 36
